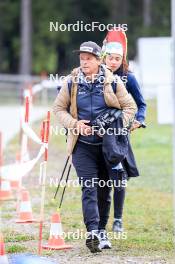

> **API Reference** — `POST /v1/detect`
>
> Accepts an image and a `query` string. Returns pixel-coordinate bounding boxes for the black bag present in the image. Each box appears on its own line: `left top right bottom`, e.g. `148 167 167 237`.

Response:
102 116 129 167
122 140 139 177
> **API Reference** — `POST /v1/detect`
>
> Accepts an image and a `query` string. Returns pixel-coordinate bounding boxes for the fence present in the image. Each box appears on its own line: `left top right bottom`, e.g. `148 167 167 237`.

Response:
0 74 58 105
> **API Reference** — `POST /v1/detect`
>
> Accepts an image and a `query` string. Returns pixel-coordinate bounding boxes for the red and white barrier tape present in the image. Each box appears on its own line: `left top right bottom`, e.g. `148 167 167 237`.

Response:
22 122 42 145
0 143 47 181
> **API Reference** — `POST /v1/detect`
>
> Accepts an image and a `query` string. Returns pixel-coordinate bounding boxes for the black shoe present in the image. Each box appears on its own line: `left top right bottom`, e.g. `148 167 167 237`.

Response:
86 230 102 253
112 219 123 233
98 229 112 249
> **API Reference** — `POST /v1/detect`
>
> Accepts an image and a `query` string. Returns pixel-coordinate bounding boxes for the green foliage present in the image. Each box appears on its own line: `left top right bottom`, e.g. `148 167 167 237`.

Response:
0 0 20 72
0 0 171 74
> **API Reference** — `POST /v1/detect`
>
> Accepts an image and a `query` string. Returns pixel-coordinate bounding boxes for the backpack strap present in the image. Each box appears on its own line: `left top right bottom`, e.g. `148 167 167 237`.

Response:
70 80 78 119
111 81 117 94
67 78 73 95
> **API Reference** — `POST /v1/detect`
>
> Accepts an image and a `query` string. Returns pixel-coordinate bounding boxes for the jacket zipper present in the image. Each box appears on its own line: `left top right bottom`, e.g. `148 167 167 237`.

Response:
90 84 94 143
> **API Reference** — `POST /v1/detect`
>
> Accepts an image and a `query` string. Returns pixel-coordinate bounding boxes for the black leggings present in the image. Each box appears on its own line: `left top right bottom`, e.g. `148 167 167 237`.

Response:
110 169 127 219
113 186 126 219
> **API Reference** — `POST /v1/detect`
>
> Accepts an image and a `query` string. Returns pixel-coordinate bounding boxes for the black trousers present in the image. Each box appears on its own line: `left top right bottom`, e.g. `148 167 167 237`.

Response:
72 141 112 232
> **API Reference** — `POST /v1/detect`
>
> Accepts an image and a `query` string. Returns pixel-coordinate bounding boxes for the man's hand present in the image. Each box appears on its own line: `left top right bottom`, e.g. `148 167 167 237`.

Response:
130 120 141 132
76 120 92 136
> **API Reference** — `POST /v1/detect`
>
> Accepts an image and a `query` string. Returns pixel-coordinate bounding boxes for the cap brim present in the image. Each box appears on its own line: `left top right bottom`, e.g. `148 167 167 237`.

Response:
72 49 81 53
72 50 100 57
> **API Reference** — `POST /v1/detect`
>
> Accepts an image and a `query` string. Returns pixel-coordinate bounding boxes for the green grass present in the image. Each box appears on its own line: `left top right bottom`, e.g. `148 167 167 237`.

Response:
50 99 174 258
6 244 27 253
4 231 35 242
130 100 173 193
1 99 174 261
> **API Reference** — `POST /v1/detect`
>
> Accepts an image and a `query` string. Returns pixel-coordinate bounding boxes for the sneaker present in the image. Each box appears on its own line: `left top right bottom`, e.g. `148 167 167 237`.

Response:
112 218 123 232
86 230 102 253
98 229 112 249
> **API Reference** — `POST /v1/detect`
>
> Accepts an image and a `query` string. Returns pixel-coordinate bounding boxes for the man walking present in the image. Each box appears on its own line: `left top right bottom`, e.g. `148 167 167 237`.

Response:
53 41 136 253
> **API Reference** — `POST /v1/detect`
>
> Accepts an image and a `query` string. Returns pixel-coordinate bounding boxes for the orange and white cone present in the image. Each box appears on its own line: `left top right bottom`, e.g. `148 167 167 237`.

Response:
0 235 9 264
16 190 37 223
42 213 72 250
0 179 13 201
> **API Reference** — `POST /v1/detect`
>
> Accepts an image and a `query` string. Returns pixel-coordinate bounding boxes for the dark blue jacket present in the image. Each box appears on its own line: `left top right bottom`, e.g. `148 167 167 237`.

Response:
74 66 116 144
115 69 146 124
67 66 116 145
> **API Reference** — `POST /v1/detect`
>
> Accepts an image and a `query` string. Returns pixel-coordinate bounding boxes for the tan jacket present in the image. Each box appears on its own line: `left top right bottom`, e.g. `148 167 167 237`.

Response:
53 67 137 155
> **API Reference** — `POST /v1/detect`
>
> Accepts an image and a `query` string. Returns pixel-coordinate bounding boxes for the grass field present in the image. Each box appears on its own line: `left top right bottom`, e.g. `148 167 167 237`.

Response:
0 100 174 263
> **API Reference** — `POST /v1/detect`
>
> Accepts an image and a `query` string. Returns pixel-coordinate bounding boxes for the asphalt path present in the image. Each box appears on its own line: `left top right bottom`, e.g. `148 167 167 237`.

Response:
0 105 49 149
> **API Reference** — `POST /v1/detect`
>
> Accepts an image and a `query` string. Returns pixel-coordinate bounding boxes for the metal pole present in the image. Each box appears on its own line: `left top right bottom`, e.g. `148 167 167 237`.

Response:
171 0 175 244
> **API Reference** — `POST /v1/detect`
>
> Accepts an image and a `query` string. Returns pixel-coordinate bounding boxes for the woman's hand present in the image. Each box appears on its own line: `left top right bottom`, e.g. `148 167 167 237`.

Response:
76 120 92 136
130 120 141 132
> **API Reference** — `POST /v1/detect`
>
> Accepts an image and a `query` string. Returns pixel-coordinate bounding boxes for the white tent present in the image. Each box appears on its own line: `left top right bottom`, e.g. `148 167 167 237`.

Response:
137 37 173 124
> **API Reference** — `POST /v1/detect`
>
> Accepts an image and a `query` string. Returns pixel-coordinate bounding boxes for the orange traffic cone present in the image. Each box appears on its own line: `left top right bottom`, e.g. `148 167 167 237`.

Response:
0 179 13 201
42 213 72 250
16 190 37 223
0 234 9 264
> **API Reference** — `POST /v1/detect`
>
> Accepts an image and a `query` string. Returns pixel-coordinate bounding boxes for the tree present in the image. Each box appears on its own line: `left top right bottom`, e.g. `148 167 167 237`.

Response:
0 0 171 74
110 0 129 24
19 0 32 74
0 0 20 73
143 0 152 27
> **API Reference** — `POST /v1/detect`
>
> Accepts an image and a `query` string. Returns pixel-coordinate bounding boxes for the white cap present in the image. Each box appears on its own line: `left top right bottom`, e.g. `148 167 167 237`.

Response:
104 42 123 57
